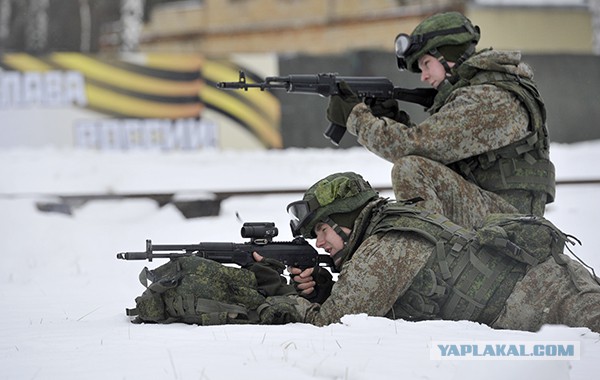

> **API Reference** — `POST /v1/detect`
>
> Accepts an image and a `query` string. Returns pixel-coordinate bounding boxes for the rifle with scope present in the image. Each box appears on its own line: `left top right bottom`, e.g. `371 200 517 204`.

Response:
117 222 336 271
217 71 436 145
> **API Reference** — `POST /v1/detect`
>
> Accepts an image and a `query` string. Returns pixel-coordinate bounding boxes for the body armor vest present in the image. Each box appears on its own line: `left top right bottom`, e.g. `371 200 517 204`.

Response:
432 58 556 208
363 201 569 325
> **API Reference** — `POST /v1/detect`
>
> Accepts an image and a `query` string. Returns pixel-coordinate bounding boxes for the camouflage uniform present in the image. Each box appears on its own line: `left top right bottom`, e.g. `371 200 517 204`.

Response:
493 254 600 332
292 199 435 326
289 199 600 332
346 49 554 228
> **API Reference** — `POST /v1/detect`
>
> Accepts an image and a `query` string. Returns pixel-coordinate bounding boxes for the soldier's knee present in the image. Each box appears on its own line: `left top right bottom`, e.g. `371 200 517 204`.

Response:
392 156 439 180
392 156 430 175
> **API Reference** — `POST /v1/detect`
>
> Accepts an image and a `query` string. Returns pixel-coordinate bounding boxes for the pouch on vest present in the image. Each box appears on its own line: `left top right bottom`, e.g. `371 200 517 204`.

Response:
475 213 569 266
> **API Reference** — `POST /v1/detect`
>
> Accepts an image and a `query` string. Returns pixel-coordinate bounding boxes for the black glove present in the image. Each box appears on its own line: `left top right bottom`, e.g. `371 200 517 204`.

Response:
326 81 361 127
368 98 412 125
395 110 412 125
292 266 334 304
369 98 399 119
245 257 296 297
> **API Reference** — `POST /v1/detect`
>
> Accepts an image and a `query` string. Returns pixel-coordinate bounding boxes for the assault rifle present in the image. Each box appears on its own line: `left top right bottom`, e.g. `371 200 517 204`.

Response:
217 71 437 145
117 222 336 271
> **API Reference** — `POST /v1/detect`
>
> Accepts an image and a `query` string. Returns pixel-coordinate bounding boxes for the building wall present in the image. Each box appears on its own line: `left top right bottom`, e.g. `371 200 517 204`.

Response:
136 1 599 147
139 1 595 55
468 6 593 53
140 0 465 54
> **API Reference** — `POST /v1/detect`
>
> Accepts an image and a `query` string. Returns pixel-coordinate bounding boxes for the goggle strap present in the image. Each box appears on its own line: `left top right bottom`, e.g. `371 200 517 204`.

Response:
454 42 477 66
429 48 453 74
324 217 351 244
397 24 474 61
416 25 471 45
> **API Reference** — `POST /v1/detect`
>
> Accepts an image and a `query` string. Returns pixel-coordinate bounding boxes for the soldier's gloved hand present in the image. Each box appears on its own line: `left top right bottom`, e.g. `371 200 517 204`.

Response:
288 266 334 304
368 98 412 125
258 296 302 325
369 98 399 119
246 252 296 297
395 110 412 125
327 81 361 127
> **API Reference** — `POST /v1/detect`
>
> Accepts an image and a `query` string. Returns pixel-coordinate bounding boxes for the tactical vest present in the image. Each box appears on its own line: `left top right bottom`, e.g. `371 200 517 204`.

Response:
365 202 569 325
432 60 556 207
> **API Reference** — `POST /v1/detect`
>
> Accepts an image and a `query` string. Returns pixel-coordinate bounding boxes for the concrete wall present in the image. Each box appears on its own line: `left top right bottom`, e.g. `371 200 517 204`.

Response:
277 51 600 148
524 54 600 143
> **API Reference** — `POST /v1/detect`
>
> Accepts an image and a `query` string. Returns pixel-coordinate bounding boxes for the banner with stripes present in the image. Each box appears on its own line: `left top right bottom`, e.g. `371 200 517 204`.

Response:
0 53 281 149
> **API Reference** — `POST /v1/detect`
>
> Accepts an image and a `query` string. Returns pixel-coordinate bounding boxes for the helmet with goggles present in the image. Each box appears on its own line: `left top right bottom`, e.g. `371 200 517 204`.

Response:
395 12 480 73
287 172 378 239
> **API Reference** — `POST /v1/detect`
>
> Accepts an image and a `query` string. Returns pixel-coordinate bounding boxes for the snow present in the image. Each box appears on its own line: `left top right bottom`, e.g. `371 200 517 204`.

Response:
1 141 600 379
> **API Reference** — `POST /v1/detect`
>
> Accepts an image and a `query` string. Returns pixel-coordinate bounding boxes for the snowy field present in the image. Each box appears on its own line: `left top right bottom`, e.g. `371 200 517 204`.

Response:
1 141 600 379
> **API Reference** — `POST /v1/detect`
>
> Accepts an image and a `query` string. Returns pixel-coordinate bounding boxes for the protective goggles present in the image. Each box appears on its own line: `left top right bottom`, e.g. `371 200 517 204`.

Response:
287 201 312 236
287 198 319 236
394 33 421 71
394 26 472 70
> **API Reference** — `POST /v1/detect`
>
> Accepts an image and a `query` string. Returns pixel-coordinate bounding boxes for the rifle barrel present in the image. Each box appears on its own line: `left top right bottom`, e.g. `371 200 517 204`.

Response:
216 81 288 91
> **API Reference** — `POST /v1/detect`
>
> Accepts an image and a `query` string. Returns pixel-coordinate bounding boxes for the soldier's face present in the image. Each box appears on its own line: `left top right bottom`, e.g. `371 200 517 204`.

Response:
314 222 350 256
418 54 453 89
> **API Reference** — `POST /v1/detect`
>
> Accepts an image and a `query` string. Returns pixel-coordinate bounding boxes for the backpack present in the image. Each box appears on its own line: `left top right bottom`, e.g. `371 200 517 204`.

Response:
126 256 266 325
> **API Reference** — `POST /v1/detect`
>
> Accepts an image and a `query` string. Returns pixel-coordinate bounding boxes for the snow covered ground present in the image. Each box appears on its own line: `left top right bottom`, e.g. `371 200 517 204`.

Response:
1 141 600 379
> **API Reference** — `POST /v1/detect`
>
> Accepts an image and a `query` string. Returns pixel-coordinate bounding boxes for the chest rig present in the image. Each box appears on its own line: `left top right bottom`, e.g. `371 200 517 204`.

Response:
433 61 556 207
364 202 568 325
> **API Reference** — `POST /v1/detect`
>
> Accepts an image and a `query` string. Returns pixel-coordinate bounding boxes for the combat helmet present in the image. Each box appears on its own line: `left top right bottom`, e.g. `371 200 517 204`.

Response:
287 172 378 241
395 12 480 73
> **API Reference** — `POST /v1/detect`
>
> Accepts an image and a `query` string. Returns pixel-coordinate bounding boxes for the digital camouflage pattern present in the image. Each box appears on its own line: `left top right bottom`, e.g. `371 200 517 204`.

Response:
366 204 531 325
347 49 553 225
402 12 480 73
493 254 600 332
390 155 519 229
127 256 266 325
291 199 434 326
290 199 600 333
347 51 532 165
295 172 377 239
296 229 433 326
440 50 555 211
127 256 307 325
124 202 600 333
